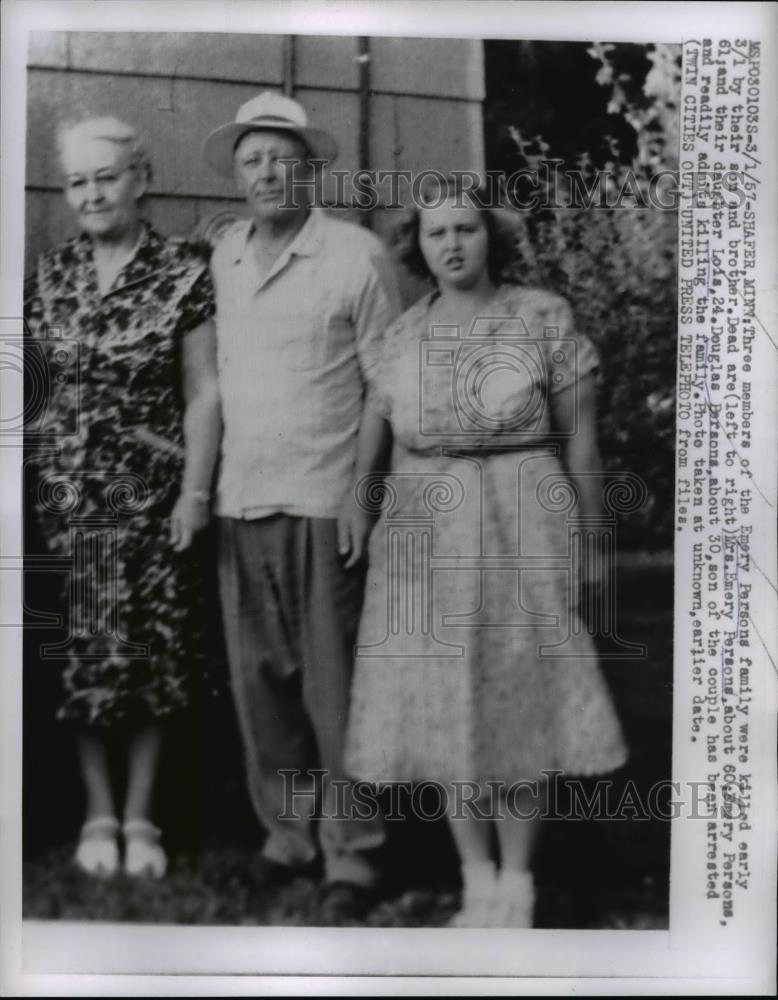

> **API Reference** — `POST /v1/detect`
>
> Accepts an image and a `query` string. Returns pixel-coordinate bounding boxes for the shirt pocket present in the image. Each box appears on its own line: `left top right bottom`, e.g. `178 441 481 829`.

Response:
275 288 344 374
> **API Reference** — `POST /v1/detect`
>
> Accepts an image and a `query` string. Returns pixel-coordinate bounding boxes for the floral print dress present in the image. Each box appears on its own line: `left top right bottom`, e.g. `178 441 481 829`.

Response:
345 285 628 783
24 225 214 727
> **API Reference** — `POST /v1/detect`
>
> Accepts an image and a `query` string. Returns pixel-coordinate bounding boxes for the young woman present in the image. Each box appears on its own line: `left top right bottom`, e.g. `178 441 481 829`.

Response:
25 117 221 878
345 180 627 927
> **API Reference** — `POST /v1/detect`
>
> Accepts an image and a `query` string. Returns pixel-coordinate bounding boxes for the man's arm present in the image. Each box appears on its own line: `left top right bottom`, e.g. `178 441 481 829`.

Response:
338 238 402 567
338 404 393 568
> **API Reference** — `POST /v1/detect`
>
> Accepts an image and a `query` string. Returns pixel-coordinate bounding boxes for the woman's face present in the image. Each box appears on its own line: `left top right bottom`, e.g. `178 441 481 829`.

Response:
418 197 490 291
62 138 146 241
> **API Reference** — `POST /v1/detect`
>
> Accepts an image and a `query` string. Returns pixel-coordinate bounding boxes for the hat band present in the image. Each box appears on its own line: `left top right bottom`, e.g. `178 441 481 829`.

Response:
240 114 302 128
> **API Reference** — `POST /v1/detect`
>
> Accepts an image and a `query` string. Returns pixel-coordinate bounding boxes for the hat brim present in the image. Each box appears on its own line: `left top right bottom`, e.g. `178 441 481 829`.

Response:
202 121 339 178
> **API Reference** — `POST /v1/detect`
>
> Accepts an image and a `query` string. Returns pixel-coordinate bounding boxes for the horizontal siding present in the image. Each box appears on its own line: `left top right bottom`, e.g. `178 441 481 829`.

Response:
29 30 286 83
370 94 484 173
28 31 485 98
26 71 361 197
294 35 359 89
24 32 485 272
27 31 68 68
370 36 485 100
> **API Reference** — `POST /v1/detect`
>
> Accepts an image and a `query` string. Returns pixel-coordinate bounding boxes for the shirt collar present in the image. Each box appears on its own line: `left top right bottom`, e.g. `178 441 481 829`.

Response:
229 208 324 267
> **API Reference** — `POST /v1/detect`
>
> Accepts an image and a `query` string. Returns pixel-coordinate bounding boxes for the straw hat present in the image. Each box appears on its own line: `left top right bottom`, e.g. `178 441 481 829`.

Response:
202 91 339 177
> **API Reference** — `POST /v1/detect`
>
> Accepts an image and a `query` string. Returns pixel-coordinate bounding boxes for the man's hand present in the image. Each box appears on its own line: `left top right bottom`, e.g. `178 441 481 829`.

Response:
337 491 376 569
170 494 210 552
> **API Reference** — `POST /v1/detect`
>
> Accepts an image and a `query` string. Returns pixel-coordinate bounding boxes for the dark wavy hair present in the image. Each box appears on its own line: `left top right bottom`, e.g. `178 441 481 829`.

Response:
397 176 518 286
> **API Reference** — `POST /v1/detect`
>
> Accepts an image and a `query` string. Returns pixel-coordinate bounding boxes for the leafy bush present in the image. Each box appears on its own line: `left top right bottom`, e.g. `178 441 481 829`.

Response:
490 42 681 550
510 196 677 549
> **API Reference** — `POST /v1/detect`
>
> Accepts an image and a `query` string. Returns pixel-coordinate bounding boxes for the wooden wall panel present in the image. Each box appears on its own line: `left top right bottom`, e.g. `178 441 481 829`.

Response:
370 36 485 100
27 31 68 69
294 35 359 89
24 32 485 272
64 31 285 83
370 94 485 174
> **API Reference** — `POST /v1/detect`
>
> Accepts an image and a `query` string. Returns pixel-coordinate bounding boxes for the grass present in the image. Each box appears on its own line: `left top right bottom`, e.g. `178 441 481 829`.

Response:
23 557 673 929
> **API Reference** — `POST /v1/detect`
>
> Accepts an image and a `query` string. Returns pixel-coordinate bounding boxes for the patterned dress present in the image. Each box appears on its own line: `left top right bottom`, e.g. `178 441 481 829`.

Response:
24 224 215 727
345 285 628 783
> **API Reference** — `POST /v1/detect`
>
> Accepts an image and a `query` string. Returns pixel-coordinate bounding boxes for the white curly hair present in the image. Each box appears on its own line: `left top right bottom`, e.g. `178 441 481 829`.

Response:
57 116 152 184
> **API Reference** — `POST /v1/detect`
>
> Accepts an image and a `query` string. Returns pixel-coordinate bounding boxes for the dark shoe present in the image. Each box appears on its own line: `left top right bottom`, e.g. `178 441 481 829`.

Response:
250 854 319 890
317 881 377 925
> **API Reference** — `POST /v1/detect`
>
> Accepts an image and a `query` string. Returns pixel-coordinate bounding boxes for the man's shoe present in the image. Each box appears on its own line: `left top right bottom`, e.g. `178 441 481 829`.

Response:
317 881 376 925
250 854 319 889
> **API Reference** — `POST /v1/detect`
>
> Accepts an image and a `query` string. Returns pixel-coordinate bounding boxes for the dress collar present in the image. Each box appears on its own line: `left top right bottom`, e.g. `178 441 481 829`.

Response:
71 222 172 299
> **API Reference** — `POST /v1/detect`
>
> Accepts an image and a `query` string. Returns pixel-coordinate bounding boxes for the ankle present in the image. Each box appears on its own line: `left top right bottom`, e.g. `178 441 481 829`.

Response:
460 859 497 895
80 816 119 836
497 867 535 903
499 867 533 885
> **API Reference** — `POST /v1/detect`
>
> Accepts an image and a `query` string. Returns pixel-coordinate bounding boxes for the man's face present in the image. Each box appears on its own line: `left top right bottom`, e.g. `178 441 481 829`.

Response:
233 129 312 223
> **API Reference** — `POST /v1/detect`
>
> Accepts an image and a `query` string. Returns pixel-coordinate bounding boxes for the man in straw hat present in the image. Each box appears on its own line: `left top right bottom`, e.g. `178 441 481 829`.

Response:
202 92 400 920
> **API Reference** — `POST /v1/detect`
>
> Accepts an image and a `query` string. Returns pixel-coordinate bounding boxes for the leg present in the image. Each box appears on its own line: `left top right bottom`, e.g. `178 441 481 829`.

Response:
121 723 167 877
491 783 544 927
218 517 319 871
494 784 541 873
299 519 384 891
73 730 119 876
123 723 162 822
76 730 116 821
446 782 497 927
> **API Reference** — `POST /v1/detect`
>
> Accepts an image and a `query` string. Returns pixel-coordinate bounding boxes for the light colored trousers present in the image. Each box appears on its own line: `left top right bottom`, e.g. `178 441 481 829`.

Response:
218 515 384 888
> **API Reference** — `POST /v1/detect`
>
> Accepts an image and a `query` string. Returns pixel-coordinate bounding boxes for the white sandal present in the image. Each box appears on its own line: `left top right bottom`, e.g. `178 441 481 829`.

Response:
74 817 120 877
123 819 167 878
448 861 498 928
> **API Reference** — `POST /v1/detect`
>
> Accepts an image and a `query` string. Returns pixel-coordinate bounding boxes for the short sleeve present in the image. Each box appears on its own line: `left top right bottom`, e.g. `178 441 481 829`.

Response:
543 294 600 395
174 261 216 340
351 233 403 389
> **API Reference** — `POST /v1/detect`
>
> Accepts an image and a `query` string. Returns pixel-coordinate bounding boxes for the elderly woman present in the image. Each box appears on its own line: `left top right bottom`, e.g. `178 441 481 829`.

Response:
24 117 221 877
345 179 627 927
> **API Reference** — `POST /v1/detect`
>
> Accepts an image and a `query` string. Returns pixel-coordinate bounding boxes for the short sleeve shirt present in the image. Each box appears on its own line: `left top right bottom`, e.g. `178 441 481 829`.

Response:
210 209 402 519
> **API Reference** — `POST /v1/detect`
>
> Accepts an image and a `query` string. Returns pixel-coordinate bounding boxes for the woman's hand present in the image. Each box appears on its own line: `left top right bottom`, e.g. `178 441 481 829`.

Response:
170 493 210 552
337 492 376 569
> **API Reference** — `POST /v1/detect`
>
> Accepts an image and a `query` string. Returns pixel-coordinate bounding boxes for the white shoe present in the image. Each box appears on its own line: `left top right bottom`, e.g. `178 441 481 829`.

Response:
448 861 498 928
493 870 535 928
123 819 167 878
74 817 120 877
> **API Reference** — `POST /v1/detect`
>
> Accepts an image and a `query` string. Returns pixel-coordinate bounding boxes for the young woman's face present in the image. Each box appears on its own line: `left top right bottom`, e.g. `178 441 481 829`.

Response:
418 197 490 291
62 138 145 241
